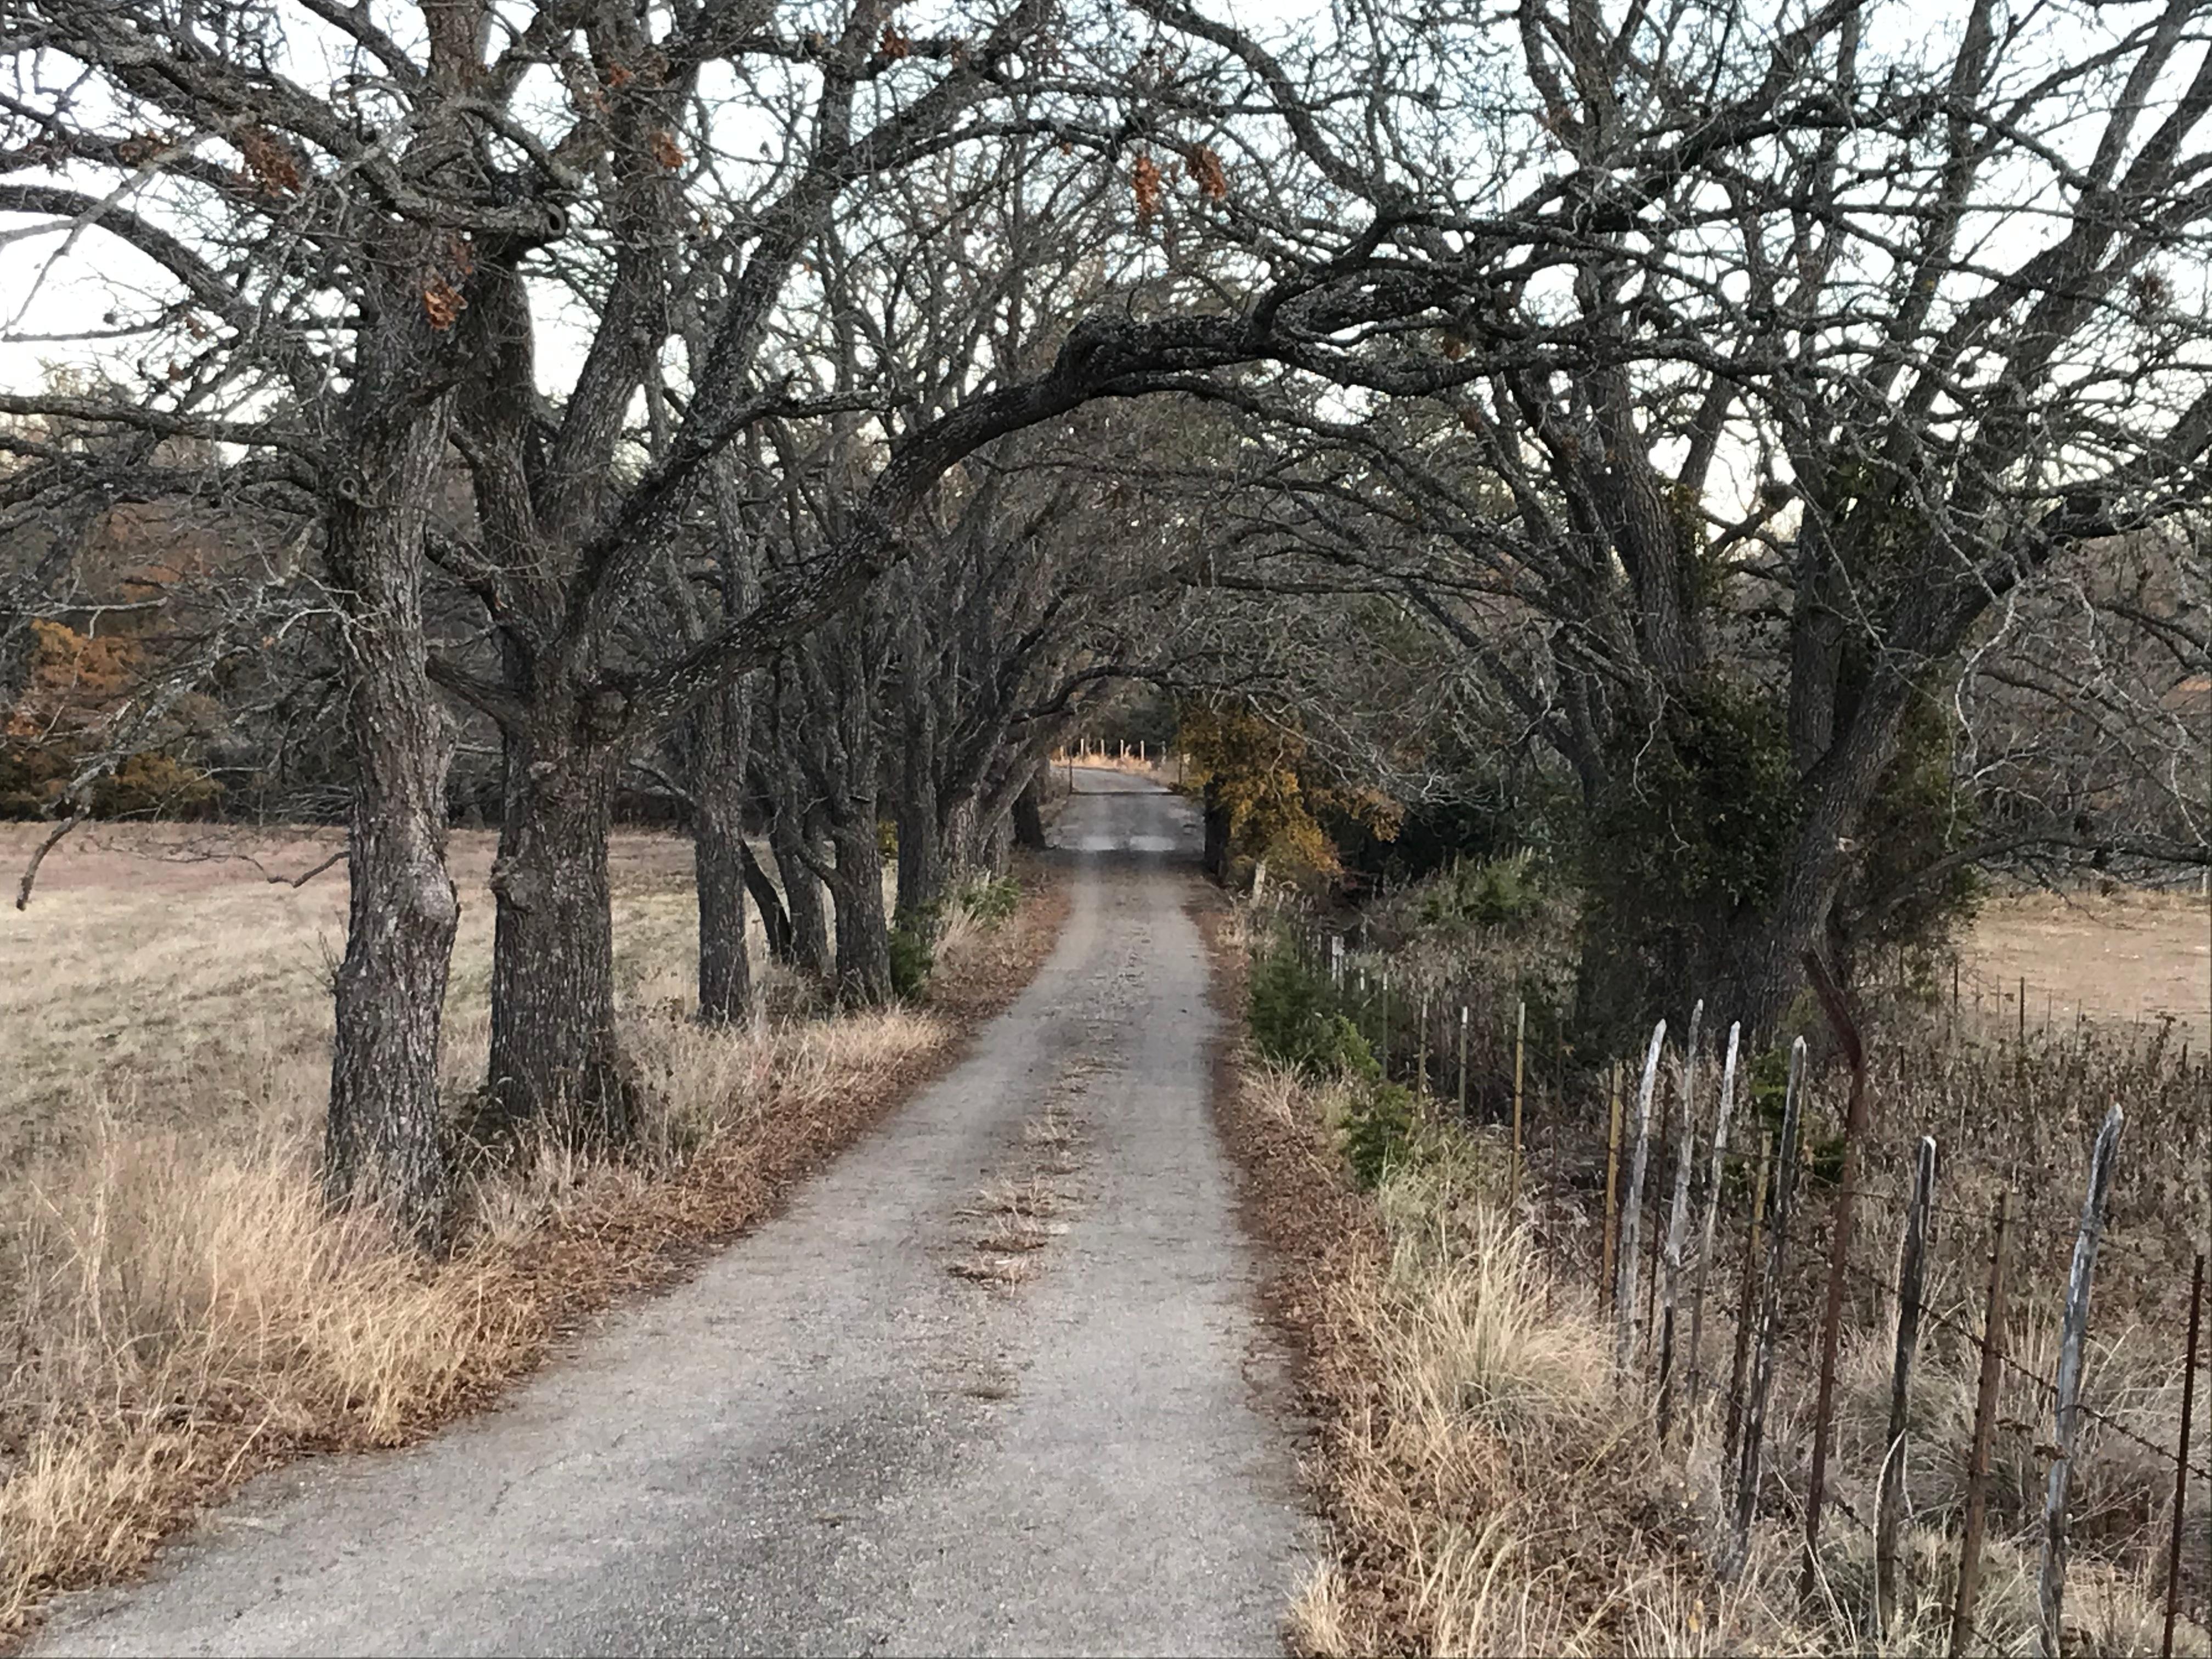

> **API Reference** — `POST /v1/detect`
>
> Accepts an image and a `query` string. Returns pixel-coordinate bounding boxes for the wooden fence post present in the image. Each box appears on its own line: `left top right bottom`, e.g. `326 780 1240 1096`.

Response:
1687 1021 1742 1433
1803 949 1872 1595
1723 1127 1771 1471
1951 1189 2015 1659
1877 1135 1939 1635
1615 1022 1668 1373
1724 1037 1806 1583
1602 1063 1623 1316
2039 1104 2125 1659
1657 1000 1706 1439
2161 1251 2204 1659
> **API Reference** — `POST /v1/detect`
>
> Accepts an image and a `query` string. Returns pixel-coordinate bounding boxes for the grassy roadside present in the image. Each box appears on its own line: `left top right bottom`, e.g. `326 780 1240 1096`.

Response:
1196 891 2206 1657
0 859 1069 1647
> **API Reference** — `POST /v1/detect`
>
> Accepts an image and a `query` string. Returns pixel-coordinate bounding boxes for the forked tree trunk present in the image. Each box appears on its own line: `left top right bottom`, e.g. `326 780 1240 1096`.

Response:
323 403 463 1249
741 838 794 962
826 812 893 1006
487 709 633 1144
770 799 830 977
691 684 752 1024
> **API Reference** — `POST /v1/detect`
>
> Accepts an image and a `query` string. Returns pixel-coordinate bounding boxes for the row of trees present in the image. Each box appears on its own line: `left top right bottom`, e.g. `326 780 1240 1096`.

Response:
5 0 2208 1239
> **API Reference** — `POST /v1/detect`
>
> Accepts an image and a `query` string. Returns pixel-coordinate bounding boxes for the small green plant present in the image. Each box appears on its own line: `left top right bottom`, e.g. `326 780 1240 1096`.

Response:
1342 1081 1419 1189
888 921 934 1000
1418 851 1546 930
957 874 1022 926
1249 939 1380 1080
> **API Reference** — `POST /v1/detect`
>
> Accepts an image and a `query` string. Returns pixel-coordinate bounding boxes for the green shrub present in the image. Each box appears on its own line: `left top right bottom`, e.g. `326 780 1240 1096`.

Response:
1249 940 1379 1080
1418 850 1547 930
957 874 1022 926
1342 1081 1419 1189
889 922 934 1000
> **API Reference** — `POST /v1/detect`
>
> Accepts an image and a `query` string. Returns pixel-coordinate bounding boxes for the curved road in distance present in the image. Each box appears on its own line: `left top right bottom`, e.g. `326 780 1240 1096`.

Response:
35 766 1310 1659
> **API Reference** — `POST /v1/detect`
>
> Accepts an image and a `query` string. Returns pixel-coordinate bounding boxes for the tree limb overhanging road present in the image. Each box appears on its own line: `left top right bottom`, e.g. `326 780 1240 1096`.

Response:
34 770 1309 1659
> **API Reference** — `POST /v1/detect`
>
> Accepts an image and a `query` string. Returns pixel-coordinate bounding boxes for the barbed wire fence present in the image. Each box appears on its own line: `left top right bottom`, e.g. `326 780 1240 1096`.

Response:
1271 913 2211 1658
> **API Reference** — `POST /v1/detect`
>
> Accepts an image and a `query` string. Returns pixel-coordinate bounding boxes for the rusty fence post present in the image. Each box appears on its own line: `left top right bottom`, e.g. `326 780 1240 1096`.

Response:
1616 1020 1667 1374
2040 1104 2125 1659
1688 1020 1742 1437
1602 1062 1624 1316
1724 1038 1806 1582
1951 1189 2015 1659
2164 1251 2205 1659
1877 1135 1939 1635
1803 949 1872 1595
1657 1000 1706 1440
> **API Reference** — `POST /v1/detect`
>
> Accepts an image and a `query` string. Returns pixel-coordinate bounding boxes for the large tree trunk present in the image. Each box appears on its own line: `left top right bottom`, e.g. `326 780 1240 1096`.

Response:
323 406 462 1248
690 684 752 1024
1013 773 1048 850
487 708 633 1144
826 810 893 1006
895 749 946 928
1714 677 1917 1036
770 796 830 977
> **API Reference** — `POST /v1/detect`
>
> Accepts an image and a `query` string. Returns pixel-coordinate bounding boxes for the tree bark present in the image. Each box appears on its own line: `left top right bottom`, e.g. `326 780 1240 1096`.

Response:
487 706 633 1144
770 795 830 978
895 749 946 927
323 394 461 1248
690 683 753 1024
1013 773 1048 850
826 811 893 1006
1718 675 1917 1034
741 837 794 962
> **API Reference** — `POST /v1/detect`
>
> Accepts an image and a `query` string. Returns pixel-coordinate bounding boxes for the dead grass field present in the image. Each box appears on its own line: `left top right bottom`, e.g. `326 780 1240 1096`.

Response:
1963 887 2210 1043
0 821 1065 1644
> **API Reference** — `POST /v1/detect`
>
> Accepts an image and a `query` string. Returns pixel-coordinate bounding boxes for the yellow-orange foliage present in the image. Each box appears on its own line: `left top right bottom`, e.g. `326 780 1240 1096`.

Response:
1178 703 1400 875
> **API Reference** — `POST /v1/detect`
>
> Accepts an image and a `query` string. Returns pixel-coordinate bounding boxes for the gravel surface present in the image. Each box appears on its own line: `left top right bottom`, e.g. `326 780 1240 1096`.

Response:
34 770 1311 1658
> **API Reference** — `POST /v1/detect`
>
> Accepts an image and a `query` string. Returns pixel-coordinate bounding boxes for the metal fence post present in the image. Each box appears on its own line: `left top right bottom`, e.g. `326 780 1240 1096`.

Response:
1724 1038 1806 1583
2164 1251 2205 1659
1951 1188 2015 1659
1877 1135 1939 1635
1509 999 1525 1211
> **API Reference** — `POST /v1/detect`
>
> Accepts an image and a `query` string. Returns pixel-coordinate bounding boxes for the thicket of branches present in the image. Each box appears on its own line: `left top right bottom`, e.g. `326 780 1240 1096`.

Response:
4 0 2207 1242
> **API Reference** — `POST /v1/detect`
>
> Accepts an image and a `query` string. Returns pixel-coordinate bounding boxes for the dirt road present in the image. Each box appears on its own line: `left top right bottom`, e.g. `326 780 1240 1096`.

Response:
33 771 1309 1658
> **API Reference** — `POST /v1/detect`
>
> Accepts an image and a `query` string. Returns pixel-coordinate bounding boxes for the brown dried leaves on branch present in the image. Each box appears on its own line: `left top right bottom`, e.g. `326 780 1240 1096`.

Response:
421 279 466 331
1131 152 1164 222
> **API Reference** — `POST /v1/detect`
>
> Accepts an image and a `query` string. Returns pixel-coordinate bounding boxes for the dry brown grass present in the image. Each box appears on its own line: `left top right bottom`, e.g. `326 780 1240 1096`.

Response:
1232 1058 2209 1658
0 830 1065 1645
